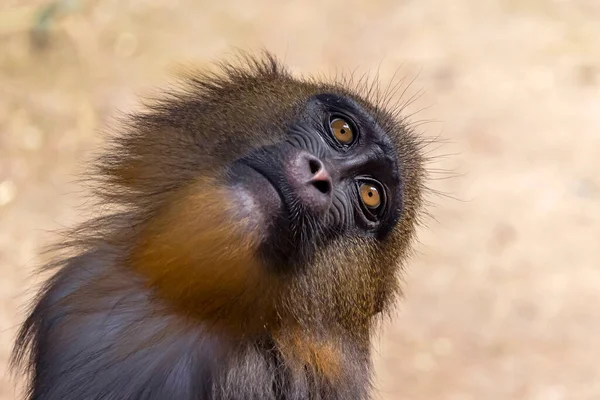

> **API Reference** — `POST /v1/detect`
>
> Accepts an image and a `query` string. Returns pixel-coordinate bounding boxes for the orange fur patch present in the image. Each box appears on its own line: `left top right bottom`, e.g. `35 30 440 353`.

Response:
130 175 280 335
275 329 343 382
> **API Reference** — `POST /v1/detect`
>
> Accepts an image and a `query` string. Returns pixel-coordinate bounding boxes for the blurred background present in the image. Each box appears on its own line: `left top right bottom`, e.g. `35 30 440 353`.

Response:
1 0 599 399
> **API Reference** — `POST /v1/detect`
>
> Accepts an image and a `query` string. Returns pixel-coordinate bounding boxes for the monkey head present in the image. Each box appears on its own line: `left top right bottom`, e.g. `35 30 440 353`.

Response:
97 53 426 341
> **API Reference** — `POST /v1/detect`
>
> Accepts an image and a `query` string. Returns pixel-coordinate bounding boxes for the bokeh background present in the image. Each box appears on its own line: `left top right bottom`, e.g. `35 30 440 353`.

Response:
1 0 599 399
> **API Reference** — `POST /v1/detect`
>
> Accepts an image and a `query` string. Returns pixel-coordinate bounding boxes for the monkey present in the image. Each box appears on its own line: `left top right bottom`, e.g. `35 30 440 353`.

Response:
11 52 427 400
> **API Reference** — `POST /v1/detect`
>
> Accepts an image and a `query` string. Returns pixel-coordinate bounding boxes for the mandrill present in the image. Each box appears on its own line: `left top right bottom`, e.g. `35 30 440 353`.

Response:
12 52 427 400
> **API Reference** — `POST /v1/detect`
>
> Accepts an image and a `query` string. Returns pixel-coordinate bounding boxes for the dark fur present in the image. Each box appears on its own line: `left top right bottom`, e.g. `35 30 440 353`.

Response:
11 52 427 400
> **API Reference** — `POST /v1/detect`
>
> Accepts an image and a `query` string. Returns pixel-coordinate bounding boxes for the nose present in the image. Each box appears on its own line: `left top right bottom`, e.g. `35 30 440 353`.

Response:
286 151 333 213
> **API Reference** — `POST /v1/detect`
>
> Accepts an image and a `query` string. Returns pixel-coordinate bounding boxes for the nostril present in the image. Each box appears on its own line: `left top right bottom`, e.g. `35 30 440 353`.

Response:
304 155 332 194
312 180 331 195
308 158 321 175
288 152 333 209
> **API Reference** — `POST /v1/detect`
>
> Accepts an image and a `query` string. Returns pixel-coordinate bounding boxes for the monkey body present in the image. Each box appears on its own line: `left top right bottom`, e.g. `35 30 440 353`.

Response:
12 54 426 399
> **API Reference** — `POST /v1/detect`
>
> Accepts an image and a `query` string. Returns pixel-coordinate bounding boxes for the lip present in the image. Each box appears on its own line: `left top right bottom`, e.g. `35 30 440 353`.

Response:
237 160 289 215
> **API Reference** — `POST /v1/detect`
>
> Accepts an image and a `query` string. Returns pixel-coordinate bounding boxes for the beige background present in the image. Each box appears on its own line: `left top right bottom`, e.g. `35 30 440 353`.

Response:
1 0 599 399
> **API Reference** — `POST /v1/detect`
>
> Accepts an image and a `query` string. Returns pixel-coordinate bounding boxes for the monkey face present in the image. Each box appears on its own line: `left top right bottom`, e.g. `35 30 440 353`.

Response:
225 92 403 271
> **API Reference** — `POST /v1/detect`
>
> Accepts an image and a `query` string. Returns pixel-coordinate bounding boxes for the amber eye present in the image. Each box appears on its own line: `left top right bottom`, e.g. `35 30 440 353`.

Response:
330 118 354 145
360 183 381 209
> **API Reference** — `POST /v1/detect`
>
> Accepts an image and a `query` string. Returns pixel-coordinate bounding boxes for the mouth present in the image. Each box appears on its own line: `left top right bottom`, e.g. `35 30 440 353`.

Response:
227 160 286 225
228 156 327 269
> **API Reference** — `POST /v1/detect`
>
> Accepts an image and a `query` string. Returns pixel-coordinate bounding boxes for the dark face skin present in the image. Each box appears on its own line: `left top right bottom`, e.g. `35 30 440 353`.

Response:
227 93 403 270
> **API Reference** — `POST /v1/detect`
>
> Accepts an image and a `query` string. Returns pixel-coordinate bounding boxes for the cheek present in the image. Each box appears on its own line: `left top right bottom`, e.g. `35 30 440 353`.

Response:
129 175 282 332
327 190 355 233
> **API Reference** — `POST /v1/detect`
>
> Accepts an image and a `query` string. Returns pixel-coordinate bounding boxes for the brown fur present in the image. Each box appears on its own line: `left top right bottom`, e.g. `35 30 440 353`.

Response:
128 174 281 335
274 328 343 382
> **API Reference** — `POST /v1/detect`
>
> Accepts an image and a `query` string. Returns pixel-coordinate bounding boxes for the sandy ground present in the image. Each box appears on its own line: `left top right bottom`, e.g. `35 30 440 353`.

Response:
1 0 599 399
